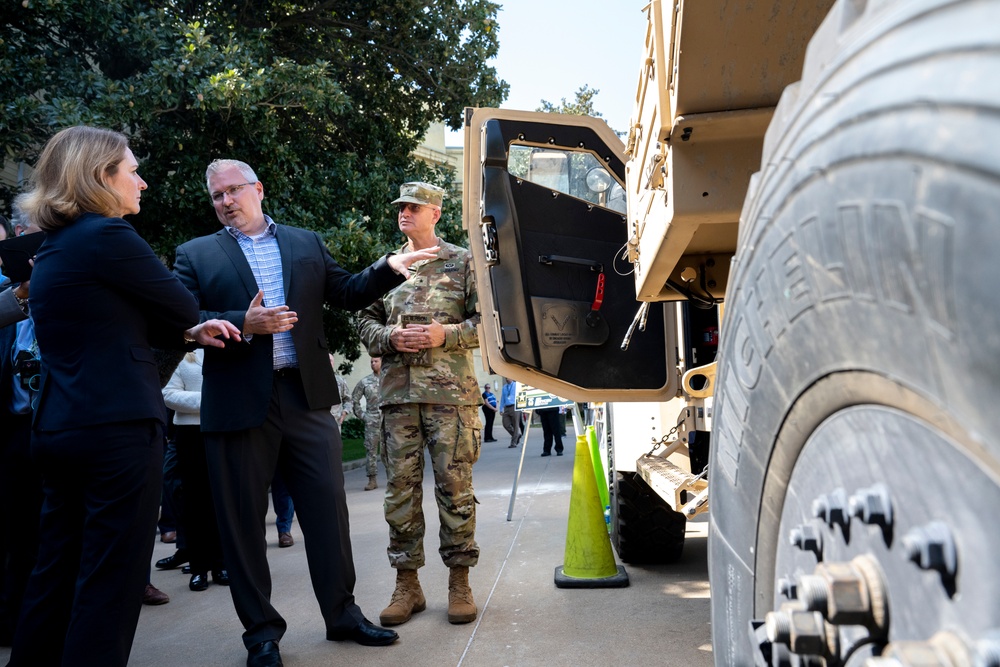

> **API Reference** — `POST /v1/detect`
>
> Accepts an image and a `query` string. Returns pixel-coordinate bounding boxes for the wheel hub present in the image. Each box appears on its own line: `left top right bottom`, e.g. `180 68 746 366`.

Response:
751 403 1000 666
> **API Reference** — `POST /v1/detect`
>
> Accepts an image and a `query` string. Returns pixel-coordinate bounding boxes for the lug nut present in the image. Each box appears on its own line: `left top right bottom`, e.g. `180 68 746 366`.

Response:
765 610 792 644
849 483 893 529
788 608 828 655
796 574 829 613
789 523 823 558
778 576 798 599
903 521 957 580
765 606 829 656
812 488 850 529
793 557 888 632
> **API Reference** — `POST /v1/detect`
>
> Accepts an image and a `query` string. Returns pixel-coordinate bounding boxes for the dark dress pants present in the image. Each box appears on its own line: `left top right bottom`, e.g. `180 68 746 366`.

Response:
174 424 224 575
481 406 495 440
270 470 295 534
7 419 163 667
538 408 564 455
0 413 42 644
204 372 364 649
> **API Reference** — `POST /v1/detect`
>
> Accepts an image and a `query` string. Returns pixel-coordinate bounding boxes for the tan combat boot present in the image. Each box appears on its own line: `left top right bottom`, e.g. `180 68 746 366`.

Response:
379 569 426 626
447 566 477 624
365 476 378 491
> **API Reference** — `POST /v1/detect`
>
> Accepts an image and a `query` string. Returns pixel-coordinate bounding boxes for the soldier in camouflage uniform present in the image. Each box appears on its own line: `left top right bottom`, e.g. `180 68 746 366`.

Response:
351 356 383 490
357 181 481 627
327 354 353 424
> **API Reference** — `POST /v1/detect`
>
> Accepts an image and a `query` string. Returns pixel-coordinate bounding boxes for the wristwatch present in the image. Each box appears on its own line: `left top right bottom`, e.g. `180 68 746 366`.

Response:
11 284 28 312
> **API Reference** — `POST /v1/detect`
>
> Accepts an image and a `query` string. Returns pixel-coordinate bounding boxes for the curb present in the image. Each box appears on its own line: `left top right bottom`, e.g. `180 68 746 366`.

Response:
343 458 366 472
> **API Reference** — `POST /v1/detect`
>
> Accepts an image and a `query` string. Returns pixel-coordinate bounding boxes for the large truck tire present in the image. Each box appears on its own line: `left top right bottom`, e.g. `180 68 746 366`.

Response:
610 471 686 564
708 0 1000 664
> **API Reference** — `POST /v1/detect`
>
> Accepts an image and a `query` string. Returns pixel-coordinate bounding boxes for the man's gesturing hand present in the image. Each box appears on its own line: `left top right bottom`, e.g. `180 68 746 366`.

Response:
187 319 242 349
387 246 440 276
243 289 298 335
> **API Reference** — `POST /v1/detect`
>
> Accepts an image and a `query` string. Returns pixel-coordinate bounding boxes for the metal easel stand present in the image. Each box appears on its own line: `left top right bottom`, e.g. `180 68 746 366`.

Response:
506 408 534 521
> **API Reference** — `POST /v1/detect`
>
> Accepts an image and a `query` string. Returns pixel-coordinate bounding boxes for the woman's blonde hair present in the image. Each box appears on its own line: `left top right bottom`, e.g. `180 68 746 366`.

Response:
19 126 132 231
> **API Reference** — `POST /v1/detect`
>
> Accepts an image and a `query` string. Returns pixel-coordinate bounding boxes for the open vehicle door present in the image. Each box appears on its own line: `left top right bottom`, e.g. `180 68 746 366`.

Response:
463 108 678 403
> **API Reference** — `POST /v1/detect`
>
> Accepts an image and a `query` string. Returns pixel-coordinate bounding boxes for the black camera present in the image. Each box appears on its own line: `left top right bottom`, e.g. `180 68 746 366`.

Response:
14 351 40 390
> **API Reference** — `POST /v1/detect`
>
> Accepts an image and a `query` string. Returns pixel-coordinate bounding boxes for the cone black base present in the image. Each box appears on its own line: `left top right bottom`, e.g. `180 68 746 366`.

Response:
553 564 629 589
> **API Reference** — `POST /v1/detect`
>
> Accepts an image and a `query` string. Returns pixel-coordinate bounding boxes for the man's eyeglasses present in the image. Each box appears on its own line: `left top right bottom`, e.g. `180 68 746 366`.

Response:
210 182 256 203
397 203 428 214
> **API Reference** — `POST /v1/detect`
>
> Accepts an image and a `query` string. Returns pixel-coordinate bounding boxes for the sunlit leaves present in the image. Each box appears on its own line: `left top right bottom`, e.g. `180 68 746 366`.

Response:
0 0 507 359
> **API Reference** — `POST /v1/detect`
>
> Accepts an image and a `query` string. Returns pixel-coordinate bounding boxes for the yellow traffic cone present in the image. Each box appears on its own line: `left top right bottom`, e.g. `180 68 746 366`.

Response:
554 436 629 588
585 428 610 527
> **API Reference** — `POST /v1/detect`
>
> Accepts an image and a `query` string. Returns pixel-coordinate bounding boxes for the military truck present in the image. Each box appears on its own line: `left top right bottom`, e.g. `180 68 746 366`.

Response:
462 0 1000 663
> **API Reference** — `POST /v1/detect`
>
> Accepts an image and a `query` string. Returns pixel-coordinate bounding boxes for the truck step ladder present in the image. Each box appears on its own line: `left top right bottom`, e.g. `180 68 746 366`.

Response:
636 455 709 518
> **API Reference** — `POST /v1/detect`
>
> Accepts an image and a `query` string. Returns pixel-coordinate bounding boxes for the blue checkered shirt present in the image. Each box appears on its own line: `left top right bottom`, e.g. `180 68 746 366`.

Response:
226 217 298 370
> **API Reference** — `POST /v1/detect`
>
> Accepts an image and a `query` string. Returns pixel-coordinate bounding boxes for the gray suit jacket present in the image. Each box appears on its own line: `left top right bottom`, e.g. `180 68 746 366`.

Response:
0 287 27 329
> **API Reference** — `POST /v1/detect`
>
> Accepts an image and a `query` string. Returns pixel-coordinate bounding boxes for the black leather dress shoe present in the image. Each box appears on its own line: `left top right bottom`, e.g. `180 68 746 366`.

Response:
212 569 230 586
326 618 398 646
155 549 189 570
189 573 209 591
182 565 192 574
247 640 282 667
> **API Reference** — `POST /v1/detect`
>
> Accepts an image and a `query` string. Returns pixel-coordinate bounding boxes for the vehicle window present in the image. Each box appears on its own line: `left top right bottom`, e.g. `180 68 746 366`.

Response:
507 144 626 213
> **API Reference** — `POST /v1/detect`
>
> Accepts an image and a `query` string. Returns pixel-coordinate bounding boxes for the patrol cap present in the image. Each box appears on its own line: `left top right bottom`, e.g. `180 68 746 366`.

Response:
392 181 445 208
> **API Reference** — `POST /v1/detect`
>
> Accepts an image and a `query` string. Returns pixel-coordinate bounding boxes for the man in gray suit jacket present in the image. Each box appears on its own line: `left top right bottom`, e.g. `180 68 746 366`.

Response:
174 159 438 667
0 286 27 329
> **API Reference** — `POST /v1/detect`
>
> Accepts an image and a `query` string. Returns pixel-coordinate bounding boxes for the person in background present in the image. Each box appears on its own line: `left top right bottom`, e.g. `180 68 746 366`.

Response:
481 383 498 442
0 283 29 329
358 181 481 628
501 377 521 449
156 414 184 557
329 354 353 426
6 126 238 667
0 212 43 646
537 406 564 457
271 471 296 549
351 356 383 491
173 158 434 666
157 445 181 545
162 349 229 591
0 214 31 329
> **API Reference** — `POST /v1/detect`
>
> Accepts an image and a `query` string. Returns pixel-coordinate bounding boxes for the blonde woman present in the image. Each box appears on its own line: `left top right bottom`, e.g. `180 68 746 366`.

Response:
7 126 238 667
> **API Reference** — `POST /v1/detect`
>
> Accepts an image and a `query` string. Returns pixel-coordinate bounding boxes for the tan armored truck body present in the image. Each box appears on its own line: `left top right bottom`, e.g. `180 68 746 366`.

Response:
464 0 1000 663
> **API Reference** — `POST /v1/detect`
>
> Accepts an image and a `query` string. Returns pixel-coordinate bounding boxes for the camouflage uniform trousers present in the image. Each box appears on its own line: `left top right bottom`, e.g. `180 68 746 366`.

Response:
363 411 381 478
381 403 481 569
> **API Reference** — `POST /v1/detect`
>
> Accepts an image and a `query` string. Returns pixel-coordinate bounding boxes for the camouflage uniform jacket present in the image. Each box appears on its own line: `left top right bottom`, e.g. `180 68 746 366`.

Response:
330 373 353 421
352 373 381 419
357 240 480 407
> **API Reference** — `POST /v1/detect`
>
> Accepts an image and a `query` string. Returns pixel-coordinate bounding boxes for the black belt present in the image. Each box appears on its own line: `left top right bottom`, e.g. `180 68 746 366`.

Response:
273 367 300 378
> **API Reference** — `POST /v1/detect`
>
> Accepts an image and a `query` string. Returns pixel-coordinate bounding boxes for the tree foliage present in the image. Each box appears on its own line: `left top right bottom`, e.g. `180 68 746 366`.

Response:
0 0 507 363
536 84 603 118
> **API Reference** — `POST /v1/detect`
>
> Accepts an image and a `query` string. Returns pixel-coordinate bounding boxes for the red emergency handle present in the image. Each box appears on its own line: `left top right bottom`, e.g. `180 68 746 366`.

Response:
591 273 605 312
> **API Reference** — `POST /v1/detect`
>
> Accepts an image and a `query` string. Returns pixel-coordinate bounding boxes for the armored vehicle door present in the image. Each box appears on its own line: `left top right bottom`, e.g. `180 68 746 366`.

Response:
463 108 678 402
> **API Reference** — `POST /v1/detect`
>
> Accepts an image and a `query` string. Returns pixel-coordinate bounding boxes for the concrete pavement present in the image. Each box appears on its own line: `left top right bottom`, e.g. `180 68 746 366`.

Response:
1 426 713 666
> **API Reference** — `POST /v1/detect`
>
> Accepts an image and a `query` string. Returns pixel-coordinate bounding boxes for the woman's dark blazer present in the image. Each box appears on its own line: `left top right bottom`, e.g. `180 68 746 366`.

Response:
29 212 199 431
